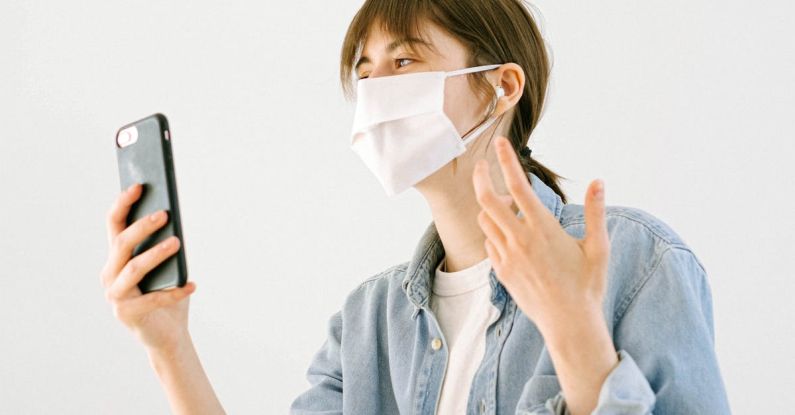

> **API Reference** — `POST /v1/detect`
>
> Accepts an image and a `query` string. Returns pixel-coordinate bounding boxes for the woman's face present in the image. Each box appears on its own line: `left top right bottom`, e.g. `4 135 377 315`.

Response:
355 20 495 147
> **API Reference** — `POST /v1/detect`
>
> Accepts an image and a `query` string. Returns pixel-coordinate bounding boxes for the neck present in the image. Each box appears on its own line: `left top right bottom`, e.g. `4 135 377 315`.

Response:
427 188 486 273
419 162 514 273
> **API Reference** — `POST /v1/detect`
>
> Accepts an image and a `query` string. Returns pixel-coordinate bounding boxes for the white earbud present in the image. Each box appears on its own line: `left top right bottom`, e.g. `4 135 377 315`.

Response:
484 85 506 118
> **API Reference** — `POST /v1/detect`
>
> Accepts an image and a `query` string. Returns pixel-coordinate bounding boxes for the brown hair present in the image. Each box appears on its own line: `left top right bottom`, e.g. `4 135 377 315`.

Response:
340 0 567 203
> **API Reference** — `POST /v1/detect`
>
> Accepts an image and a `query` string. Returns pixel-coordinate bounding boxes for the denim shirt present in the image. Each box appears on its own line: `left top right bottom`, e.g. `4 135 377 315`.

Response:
290 172 731 414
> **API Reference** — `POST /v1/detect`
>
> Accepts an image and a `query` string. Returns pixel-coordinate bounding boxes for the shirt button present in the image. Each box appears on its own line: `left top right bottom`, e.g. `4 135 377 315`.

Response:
479 399 486 414
496 327 502 337
431 337 442 351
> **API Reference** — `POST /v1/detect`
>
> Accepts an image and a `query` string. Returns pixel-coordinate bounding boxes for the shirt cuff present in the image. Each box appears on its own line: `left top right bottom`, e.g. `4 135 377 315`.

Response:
591 349 656 414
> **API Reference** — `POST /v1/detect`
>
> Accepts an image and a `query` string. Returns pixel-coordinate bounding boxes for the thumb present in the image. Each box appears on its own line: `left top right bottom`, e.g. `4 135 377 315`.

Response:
583 179 610 260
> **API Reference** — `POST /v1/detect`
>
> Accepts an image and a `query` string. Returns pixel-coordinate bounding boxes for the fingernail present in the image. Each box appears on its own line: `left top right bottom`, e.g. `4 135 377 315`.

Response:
127 183 139 193
161 236 178 249
149 210 166 222
595 180 604 199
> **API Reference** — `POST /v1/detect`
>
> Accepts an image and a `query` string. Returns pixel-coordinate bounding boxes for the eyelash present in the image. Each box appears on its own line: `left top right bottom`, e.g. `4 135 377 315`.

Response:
359 58 415 79
396 58 414 68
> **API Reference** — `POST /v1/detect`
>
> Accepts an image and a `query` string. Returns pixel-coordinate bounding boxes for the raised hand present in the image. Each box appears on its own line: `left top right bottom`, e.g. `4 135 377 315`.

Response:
101 183 196 352
472 136 611 339
473 136 619 415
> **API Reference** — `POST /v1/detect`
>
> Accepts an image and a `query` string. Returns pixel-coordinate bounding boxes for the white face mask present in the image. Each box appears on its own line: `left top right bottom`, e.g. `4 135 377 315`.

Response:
350 64 504 197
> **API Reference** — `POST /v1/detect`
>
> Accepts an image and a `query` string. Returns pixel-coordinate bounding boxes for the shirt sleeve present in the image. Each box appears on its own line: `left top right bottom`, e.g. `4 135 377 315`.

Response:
516 350 654 415
516 247 731 414
289 310 344 415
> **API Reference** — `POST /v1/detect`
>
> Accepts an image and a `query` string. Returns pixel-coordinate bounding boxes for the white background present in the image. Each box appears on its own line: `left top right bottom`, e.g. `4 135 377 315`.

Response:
1 0 793 413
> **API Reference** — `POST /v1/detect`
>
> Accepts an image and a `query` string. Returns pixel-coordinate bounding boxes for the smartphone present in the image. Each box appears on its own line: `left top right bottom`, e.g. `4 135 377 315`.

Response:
115 113 188 294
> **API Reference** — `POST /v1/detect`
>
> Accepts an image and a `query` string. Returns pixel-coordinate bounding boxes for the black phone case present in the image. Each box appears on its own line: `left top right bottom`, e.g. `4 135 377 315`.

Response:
115 113 188 293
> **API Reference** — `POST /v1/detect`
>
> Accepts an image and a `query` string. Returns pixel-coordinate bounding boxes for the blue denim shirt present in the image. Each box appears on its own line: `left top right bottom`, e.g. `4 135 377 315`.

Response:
291 172 731 414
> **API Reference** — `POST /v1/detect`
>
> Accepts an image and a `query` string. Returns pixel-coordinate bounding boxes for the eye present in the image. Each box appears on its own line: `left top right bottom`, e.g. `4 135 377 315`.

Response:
396 58 414 68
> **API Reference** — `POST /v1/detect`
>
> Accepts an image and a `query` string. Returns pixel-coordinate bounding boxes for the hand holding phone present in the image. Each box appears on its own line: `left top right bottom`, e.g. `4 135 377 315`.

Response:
100 113 195 352
101 183 196 351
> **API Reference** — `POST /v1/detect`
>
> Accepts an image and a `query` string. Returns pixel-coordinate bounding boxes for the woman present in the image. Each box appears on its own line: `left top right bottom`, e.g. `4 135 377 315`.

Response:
100 1 731 414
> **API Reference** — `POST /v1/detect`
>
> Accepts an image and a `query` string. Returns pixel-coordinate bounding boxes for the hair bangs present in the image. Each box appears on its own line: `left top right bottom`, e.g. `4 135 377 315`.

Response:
339 0 436 100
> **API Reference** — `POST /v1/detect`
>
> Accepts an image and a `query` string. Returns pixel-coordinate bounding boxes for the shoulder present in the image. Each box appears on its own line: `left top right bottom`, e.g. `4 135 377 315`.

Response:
561 204 692 249
357 261 411 289
560 203 709 321
560 203 704 269
338 261 414 319
354 261 411 297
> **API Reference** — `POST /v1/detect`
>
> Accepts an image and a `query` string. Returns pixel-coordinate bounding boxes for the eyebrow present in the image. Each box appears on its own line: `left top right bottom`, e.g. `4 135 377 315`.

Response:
354 37 432 72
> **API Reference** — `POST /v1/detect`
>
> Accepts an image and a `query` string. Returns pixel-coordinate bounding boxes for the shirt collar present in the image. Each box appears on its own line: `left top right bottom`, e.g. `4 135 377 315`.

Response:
401 171 565 315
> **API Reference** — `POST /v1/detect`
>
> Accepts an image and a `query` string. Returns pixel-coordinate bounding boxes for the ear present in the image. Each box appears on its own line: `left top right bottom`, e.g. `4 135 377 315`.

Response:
489 63 525 116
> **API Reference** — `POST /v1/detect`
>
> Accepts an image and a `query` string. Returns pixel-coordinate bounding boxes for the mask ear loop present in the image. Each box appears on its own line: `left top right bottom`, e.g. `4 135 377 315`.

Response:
483 85 505 119
446 64 503 140
461 84 505 142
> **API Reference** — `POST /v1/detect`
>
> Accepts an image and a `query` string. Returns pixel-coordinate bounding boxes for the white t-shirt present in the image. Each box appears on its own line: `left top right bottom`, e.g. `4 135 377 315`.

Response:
430 255 501 415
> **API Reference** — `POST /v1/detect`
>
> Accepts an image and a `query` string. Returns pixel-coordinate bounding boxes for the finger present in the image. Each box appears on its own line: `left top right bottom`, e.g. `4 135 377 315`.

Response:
114 282 196 319
104 209 170 287
477 209 507 258
484 238 502 267
583 179 609 260
107 235 181 301
497 194 514 208
106 183 143 245
473 159 521 236
493 136 551 226
497 194 517 219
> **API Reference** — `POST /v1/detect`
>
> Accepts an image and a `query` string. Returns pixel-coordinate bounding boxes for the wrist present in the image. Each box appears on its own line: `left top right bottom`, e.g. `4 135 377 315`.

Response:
145 326 192 352
537 309 619 415
145 330 194 367
542 312 617 368
142 332 226 415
